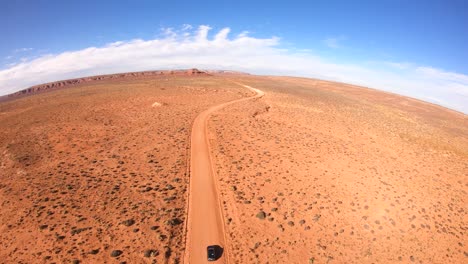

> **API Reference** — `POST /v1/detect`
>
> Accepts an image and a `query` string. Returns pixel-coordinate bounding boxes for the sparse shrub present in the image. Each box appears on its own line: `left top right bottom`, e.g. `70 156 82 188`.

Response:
121 219 135 226
144 249 159 257
167 218 183 226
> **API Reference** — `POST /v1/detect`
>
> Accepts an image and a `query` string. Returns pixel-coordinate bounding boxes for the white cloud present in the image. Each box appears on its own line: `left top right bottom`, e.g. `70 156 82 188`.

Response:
195 25 211 42
161 27 177 38
214 28 230 42
181 24 192 31
0 25 467 113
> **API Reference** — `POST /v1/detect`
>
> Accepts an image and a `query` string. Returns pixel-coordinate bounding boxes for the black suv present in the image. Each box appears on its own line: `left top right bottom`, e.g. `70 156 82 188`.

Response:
207 246 216 261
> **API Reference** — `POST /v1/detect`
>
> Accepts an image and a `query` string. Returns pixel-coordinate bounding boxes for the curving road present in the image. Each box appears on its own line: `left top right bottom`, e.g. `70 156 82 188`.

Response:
184 83 264 264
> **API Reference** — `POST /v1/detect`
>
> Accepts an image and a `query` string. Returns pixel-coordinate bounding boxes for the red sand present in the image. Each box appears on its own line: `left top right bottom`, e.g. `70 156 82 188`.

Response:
1 72 466 263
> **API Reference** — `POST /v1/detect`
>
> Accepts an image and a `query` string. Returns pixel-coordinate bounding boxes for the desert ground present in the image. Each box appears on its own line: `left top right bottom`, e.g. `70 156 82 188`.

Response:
209 76 467 263
0 71 250 263
0 71 467 263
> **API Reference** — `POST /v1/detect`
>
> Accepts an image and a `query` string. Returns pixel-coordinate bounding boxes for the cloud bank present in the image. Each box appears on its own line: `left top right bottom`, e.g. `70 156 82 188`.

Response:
1 25 467 113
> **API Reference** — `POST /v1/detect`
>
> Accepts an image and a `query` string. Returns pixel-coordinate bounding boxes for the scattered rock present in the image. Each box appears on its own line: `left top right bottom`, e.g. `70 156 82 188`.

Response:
110 250 123 257
256 211 266 220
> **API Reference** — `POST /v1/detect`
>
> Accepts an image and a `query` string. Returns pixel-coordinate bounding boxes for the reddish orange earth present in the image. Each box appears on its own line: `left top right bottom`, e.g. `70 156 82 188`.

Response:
0 71 467 263
185 83 263 264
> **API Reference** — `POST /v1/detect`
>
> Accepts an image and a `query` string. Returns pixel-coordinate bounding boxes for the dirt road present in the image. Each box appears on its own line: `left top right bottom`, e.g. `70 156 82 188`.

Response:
184 84 264 264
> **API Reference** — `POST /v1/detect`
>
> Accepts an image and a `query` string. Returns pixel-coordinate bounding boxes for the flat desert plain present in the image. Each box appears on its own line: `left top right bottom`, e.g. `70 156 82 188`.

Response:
209 76 467 263
0 72 467 263
0 73 250 263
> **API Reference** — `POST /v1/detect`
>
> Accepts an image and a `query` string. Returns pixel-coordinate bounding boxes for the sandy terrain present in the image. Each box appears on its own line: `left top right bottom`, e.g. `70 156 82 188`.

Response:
208 76 467 263
0 71 466 263
0 74 250 263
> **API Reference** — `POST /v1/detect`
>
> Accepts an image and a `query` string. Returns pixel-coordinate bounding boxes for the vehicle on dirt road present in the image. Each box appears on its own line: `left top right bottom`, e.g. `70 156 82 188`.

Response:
207 245 216 261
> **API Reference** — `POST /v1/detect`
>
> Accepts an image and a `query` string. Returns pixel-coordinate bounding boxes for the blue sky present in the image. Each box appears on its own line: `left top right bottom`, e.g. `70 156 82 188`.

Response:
1 0 467 113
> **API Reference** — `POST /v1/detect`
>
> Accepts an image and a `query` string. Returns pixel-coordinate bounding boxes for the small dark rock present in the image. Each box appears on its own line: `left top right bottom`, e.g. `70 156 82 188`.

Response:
111 250 123 257
256 211 266 220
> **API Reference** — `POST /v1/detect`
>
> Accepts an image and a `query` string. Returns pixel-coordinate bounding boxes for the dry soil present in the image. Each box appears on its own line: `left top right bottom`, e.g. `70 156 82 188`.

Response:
0 73 466 264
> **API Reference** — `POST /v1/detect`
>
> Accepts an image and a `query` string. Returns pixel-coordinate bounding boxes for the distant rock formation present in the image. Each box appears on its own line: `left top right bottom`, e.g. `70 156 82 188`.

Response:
204 70 250 75
4 68 208 99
